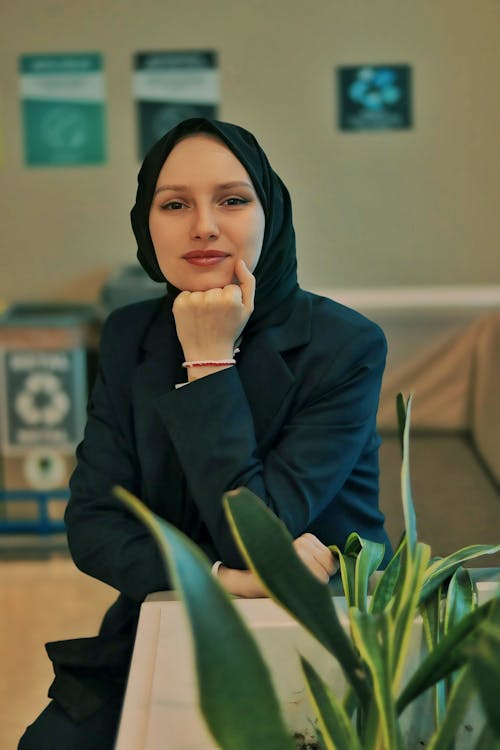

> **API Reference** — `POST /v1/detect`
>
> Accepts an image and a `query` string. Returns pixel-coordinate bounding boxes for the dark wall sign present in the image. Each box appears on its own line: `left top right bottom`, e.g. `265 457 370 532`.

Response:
133 51 219 159
337 64 412 132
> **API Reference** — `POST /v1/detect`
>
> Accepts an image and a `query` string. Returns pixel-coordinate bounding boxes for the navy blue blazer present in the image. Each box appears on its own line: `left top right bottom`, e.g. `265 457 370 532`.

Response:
48 289 391 720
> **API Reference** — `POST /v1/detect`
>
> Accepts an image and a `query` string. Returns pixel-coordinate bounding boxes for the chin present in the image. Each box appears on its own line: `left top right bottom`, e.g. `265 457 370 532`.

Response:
180 271 235 292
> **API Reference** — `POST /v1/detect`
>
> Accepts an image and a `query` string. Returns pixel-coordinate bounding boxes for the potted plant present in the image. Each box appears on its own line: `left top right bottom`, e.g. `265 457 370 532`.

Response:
115 395 500 749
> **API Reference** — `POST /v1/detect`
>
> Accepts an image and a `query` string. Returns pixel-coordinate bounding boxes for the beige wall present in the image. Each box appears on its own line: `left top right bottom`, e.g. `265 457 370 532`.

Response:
0 0 499 303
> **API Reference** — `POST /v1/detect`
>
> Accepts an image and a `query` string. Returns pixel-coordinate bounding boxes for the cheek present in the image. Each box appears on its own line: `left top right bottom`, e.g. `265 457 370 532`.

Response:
246 212 265 269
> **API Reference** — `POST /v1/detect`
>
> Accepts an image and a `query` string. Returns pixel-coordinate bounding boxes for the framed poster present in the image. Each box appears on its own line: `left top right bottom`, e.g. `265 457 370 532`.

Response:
337 64 412 132
19 53 107 166
133 50 219 159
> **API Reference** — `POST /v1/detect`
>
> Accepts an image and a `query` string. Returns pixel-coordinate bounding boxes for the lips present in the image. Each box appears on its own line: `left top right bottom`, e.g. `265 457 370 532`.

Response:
182 250 230 266
183 250 229 259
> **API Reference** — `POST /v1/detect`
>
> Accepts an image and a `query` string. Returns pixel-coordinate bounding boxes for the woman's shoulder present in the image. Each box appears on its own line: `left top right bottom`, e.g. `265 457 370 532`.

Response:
299 289 386 345
99 297 166 361
104 297 164 339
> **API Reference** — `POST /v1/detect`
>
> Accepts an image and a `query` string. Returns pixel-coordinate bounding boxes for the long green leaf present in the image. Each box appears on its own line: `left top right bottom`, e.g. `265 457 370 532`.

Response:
397 598 495 713
331 533 385 612
420 583 446 729
223 488 372 710
350 610 403 750
392 542 431 691
465 598 500 738
444 567 476 634
300 657 363 750
400 393 418 556
114 486 295 750
420 545 500 603
396 391 407 455
329 542 357 607
425 667 474 750
370 542 403 614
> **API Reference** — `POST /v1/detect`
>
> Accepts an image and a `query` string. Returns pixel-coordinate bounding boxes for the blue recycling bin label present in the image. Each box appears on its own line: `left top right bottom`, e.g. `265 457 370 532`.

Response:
0 350 86 448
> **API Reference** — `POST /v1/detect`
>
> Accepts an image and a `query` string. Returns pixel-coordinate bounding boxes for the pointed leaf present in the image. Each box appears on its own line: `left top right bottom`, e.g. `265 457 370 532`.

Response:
331 533 385 612
350 610 403 750
397 598 495 713
444 567 476 634
465 598 500 738
392 542 431 691
396 391 407 455
400 393 418 555
420 583 446 728
420 545 500 603
370 542 403 614
329 543 357 607
113 486 295 750
300 657 363 750
425 667 474 750
223 488 372 710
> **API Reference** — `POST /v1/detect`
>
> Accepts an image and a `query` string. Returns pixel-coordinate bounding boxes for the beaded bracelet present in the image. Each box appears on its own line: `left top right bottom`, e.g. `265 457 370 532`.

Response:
182 347 240 369
182 358 236 368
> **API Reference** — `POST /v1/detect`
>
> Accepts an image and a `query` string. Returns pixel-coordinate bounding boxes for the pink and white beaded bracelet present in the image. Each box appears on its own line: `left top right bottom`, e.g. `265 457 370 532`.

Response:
182 358 236 368
182 347 240 369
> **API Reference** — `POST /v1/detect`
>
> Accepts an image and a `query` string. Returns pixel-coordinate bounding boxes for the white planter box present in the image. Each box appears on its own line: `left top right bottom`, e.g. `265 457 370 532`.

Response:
115 580 498 750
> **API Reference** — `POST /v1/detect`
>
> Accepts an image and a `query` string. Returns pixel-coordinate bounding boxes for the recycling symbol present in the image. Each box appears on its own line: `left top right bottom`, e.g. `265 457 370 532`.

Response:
15 372 71 426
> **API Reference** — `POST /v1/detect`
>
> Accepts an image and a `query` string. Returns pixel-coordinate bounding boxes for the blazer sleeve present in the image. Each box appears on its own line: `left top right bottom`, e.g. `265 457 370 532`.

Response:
65 310 175 603
157 320 387 568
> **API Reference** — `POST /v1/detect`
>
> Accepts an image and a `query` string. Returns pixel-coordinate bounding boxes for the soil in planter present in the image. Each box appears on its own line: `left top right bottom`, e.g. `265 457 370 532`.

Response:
293 732 320 749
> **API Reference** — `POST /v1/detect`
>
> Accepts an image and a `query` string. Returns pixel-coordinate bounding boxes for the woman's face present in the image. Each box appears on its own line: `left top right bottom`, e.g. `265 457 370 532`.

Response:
149 134 265 292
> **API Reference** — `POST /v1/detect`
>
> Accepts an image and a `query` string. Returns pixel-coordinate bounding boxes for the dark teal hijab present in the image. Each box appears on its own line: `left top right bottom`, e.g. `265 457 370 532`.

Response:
130 118 298 332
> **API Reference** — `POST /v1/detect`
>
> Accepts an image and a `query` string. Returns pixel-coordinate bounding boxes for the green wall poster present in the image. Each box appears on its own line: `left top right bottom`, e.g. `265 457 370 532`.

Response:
19 53 107 166
133 51 219 159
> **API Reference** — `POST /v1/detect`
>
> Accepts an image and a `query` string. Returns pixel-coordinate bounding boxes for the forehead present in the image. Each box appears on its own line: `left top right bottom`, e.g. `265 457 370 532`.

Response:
157 134 250 181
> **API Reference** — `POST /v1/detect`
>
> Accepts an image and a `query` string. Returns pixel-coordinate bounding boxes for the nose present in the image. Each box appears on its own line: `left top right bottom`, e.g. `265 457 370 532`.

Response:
190 204 219 241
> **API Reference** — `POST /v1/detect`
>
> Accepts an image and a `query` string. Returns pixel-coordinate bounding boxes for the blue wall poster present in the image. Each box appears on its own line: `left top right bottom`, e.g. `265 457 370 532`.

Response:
337 64 412 132
19 53 107 166
133 51 219 159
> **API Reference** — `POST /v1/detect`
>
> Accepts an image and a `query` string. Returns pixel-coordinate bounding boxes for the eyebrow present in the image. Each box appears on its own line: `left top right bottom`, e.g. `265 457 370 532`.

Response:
153 180 254 196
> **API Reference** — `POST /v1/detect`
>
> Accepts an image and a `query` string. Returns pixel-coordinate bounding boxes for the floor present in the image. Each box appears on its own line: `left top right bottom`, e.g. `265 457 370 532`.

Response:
0 553 116 750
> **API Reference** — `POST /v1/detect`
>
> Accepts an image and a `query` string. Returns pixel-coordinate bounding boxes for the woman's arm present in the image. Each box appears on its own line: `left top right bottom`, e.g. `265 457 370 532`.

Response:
157 316 387 569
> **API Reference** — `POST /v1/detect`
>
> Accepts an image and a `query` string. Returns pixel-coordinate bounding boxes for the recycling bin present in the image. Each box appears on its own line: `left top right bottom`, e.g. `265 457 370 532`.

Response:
0 303 98 533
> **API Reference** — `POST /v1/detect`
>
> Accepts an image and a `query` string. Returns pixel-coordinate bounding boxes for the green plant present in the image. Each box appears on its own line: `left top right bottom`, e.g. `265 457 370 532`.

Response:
114 394 500 749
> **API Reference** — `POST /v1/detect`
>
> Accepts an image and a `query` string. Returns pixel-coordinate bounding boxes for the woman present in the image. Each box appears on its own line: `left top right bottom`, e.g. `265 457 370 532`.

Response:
19 118 391 749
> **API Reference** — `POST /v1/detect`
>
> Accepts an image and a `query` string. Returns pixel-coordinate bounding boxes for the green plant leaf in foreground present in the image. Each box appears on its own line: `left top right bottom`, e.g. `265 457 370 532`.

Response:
331 533 385 612
300 656 362 750
420 545 500 603
223 488 372 711
444 567 476 634
113 486 294 750
350 609 403 750
399 393 418 557
397 598 495 714
425 667 474 750
465 598 500 739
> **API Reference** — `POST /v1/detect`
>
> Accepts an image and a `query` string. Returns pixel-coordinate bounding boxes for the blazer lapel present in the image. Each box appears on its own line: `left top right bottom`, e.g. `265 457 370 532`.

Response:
238 291 312 442
130 309 183 500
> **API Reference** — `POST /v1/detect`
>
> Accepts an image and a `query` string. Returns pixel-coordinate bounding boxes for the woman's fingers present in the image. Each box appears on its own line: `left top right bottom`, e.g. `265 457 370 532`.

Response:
293 533 338 583
172 261 255 362
233 259 256 316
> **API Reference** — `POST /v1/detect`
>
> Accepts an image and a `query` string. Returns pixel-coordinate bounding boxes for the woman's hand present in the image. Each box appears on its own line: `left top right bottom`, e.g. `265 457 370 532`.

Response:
217 532 338 598
172 259 255 379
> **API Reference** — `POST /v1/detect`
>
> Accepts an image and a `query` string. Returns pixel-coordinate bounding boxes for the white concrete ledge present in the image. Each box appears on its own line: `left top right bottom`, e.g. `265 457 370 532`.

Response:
315 286 500 310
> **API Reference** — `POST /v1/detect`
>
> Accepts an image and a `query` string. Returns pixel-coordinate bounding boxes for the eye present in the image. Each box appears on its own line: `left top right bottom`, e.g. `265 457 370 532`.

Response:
222 197 250 207
161 201 186 211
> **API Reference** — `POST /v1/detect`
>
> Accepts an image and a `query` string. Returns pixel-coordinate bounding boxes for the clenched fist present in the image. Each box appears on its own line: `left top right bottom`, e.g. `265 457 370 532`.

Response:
173 259 255 380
